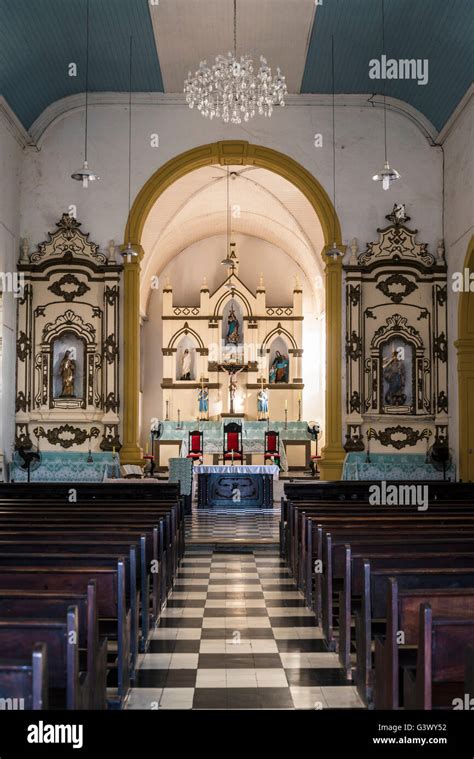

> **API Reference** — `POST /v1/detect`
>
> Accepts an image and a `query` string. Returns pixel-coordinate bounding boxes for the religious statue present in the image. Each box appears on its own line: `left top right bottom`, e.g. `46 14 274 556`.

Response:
386 203 410 226
225 305 240 345
59 349 76 397
198 386 209 420
180 348 192 380
257 386 269 420
227 366 244 414
269 350 289 383
383 349 407 405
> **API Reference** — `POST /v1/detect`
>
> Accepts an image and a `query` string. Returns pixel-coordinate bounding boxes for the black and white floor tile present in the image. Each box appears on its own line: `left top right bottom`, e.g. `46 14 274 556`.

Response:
126 552 364 710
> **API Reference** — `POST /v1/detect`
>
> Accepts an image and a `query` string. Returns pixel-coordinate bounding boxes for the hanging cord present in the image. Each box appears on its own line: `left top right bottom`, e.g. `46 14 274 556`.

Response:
382 0 387 163
233 0 237 57
84 0 89 161
227 166 230 254
331 35 336 244
128 36 133 245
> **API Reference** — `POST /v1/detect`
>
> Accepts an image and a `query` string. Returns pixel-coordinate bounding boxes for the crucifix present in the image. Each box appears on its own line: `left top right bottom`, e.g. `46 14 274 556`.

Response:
218 363 246 414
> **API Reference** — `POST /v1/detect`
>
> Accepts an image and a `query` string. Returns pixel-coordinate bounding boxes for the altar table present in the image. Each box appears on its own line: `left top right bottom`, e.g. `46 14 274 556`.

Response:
193 464 279 509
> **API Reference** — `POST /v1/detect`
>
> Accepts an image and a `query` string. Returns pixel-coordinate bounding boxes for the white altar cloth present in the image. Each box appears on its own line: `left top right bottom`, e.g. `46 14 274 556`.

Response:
193 464 279 478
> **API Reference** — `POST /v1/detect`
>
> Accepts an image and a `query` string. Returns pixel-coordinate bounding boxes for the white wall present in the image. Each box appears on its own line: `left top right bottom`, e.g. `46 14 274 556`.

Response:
442 93 474 465
0 114 23 473
21 97 443 256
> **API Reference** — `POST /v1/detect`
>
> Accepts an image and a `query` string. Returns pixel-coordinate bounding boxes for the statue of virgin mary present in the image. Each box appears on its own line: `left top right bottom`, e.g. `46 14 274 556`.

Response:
225 304 240 345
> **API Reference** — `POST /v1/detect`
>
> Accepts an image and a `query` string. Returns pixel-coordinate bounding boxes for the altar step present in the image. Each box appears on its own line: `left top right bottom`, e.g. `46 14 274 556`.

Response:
185 507 280 547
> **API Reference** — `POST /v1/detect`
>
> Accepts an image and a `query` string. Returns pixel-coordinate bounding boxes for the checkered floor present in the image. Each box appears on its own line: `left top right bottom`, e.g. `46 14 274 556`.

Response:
126 552 364 709
185 509 280 544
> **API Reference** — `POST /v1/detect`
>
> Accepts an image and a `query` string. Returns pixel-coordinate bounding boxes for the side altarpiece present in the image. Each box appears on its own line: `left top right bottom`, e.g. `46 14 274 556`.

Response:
15 214 122 453
344 206 448 454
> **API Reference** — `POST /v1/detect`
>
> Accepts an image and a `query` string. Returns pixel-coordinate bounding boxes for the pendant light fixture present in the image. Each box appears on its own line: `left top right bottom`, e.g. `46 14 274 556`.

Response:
71 0 100 188
372 0 400 190
221 167 235 274
184 0 287 123
122 36 138 264
327 36 343 260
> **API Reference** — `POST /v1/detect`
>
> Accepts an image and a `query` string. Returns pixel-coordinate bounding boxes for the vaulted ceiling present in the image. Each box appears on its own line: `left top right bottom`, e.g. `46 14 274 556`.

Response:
0 0 472 132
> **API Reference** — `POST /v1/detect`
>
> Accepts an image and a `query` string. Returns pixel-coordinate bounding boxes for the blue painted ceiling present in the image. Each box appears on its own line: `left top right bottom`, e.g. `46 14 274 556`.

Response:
0 0 472 132
0 0 163 129
302 0 473 131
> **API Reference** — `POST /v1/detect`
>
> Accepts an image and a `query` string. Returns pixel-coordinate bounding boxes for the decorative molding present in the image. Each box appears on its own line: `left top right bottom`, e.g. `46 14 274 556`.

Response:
367 425 431 450
47 273 90 302
16 331 31 361
372 314 423 349
33 425 100 449
376 273 417 303
15 391 27 413
30 214 107 266
103 334 119 364
433 332 447 363
15 424 33 450
42 309 96 344
346 331 362 361
100 425 121 451
104 391 119 413
358 223 435 268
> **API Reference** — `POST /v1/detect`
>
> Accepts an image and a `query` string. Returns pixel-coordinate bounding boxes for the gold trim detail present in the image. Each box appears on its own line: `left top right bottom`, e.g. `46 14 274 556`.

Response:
456 235 474 482
123 141 345 476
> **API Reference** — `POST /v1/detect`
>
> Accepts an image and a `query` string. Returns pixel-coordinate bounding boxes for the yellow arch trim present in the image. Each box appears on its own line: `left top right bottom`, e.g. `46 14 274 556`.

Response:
456 235 474 482
121 140 345 479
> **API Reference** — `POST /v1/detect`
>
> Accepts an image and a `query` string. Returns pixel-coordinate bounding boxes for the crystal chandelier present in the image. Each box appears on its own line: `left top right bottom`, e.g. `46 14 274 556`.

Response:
184 0 287 124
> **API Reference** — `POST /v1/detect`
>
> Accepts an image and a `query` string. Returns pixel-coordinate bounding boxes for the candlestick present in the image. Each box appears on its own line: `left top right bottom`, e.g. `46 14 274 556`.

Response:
177 409 181 429
165 399 169 421
284 408 288 431
298 398 302 422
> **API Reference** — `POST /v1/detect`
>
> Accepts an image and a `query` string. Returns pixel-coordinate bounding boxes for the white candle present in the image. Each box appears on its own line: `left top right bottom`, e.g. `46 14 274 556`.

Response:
284 400 288 410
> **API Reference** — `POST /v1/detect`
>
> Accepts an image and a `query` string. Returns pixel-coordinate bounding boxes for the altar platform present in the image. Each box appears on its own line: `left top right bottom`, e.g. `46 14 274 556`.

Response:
154 420 311 472
194 464 279 509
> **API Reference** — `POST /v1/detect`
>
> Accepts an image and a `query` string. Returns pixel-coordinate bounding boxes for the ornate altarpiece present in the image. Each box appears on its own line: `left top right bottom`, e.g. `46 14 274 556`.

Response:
344 207 448 454
15 214 122 452
160 254 304 421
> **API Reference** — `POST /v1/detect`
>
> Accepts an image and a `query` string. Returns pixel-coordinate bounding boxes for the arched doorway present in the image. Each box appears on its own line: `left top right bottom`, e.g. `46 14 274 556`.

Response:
456 236 474 481
121 140 345 480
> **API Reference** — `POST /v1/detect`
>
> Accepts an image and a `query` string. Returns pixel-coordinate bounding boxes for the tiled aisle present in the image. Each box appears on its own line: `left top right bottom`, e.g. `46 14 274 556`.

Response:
126 552 364 709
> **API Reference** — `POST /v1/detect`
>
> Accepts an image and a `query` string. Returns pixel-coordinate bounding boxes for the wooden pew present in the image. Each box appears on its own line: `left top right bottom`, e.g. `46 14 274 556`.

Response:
0 563 130 705
403 603 474 709
465 645 474 703
0 643 48 710
309 519 474 622
336 544 474 670
374 582 474 709
0 608 85 709
355 564 474 705
0 550 139 677
0 583 107 709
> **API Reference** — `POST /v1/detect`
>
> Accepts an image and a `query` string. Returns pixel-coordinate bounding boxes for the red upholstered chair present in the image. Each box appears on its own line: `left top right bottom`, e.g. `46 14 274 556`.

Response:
264 430 280 465
223 422 243 463
187 430 203 464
